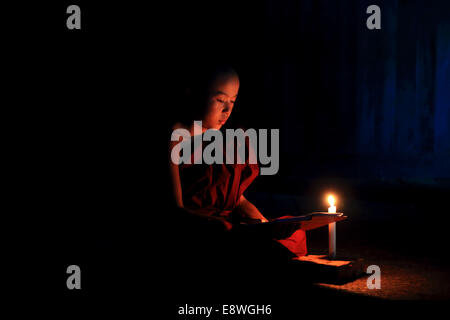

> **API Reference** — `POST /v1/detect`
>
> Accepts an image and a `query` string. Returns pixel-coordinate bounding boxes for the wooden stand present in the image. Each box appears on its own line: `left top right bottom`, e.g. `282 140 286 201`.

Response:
293 214 363 284
293 255 365 284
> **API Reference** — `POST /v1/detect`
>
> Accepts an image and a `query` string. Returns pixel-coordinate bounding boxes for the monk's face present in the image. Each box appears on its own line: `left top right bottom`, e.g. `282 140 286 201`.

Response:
202 74 240 130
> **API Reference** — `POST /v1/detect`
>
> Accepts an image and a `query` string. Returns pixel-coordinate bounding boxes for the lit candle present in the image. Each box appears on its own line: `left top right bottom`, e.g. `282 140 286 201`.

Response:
328 195 336 259
328 195 336 213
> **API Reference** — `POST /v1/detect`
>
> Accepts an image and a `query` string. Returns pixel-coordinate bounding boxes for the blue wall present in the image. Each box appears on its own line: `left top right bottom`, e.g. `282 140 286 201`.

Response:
248 0 450 182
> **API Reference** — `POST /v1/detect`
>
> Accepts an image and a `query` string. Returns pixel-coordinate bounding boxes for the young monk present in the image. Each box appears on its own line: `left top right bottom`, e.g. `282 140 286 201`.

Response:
167 65 306 272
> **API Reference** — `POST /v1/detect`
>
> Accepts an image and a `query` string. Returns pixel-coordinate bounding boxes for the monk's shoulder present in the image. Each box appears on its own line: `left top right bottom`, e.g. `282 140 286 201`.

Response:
171 122 185 131
170 122 192 141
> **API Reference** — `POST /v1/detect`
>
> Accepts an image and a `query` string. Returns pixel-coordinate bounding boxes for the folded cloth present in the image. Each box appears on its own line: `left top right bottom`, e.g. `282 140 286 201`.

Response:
273 215 308 257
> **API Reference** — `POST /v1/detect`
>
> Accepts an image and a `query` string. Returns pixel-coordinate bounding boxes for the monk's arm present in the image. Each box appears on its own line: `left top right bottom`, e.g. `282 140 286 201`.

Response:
235 195 301 238
235 195 268 222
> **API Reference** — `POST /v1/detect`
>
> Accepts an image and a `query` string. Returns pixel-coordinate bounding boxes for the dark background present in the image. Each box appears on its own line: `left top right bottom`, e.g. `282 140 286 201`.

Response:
167 0 450 185
8 0 450 305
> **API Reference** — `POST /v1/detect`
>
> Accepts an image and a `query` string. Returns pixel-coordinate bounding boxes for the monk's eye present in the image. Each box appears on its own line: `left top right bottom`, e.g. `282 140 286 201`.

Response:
230 100 235 104
216 98 225 103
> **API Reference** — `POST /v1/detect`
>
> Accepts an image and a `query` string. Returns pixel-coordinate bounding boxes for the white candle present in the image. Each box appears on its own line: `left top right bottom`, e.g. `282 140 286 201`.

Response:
328 195 336 259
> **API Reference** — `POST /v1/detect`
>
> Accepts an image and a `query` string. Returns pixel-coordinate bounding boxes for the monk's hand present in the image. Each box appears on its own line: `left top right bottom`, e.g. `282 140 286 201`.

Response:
240 217 267 224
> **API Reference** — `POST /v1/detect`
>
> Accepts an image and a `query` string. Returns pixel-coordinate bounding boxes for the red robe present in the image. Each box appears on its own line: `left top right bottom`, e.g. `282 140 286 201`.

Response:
178 132 307 258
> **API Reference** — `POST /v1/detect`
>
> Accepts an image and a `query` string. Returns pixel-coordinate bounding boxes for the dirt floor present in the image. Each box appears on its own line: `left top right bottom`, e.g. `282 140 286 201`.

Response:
306 220 450 300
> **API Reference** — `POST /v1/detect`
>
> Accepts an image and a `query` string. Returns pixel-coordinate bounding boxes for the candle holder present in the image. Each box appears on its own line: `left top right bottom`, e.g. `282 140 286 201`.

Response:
291 211 365 284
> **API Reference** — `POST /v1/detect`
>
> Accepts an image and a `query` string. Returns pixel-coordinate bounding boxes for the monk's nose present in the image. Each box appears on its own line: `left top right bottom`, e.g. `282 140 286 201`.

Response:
223 102 232 112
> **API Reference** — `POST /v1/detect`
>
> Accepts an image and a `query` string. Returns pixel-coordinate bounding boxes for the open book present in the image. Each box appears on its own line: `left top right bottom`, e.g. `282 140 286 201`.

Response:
241 212 347 231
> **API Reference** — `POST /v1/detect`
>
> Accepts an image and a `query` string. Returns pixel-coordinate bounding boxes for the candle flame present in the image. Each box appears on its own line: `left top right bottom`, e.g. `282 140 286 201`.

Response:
328 195 335 206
